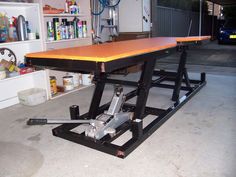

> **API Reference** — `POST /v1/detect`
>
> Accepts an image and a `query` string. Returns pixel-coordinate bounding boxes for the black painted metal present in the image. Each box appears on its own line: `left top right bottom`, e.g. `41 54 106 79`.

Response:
183 68 192 90
26 48 175 73
27 44 206 158
53 76 205 158
134 58 156 120
88 73 107 119
105 78 138 87
70 105 80 120
172 46 188 101
52 64 206 159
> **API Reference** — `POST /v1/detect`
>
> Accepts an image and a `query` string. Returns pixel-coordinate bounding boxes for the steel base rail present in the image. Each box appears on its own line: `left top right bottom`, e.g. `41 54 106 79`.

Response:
52 73 206 158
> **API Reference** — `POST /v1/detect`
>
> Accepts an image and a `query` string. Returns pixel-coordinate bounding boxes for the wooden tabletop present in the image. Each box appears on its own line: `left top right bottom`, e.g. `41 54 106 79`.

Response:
175 36 210 43
26 37 177 62
26 36 210 63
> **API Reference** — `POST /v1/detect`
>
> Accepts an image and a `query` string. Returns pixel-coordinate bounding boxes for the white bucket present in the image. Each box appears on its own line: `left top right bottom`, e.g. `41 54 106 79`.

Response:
82 74 93 85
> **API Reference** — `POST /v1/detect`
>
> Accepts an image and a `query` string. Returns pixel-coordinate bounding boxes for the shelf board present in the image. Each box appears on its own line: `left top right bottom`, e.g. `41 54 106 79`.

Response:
0 2 38 7
0 70 44 83
43 13 85 17
0 39 41 47
51 84 93 99
45 37 91 44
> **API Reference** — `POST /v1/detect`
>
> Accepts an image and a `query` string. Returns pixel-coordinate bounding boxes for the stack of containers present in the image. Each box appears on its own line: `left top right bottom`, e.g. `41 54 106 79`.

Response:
47 18 87 41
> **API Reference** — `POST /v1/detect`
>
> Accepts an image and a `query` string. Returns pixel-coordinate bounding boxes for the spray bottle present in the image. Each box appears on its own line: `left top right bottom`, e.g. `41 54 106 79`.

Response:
77 20 83 38
82 21 87 38
8 18 18 41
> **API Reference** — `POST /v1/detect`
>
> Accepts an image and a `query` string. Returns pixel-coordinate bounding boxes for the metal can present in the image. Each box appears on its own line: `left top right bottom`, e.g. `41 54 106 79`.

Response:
47 21 54 41
63 76 74 91
50 76 57 95
53 18 60 40
67 72 80 87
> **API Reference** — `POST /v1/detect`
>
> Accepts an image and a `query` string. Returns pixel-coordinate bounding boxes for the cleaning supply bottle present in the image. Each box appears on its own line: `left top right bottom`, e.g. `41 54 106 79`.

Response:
65 0 69 13
82 21 87 38
53 18 60 40
73 17 78 38
8 18 18 41
77 20 83 38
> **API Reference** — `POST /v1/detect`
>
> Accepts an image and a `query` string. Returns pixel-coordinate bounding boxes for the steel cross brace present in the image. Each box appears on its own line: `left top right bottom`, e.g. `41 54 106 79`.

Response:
152 45 194 101
52 49 206 158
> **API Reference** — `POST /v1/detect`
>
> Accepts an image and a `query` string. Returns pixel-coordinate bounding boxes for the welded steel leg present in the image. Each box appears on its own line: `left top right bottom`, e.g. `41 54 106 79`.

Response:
183 68 192 90
88 73 107 119
134 58 156 120
172 47 187 101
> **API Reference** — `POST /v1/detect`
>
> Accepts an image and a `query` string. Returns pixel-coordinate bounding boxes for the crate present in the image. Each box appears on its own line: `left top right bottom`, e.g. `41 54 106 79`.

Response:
17 88 47 106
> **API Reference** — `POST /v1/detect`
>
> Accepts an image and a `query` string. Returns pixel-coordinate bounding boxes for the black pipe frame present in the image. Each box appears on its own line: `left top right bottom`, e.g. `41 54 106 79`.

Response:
49 45 206 158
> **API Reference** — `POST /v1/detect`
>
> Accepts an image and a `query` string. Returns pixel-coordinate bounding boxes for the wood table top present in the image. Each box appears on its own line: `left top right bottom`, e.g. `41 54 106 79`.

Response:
26 37 177 62
26 36 210 63
175 36 210 43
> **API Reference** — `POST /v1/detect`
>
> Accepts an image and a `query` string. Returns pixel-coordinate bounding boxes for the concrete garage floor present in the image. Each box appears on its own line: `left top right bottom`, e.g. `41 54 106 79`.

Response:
0 41 236 177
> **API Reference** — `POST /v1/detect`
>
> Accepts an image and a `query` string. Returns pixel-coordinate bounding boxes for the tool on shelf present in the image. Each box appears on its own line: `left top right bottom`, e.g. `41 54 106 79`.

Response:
0 47 19 72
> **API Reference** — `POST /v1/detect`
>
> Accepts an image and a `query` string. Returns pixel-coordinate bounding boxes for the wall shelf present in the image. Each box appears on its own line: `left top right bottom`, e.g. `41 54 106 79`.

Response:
0 39 41 47
51 84 93 99
0 70 49 109
43 13 85 17
45 37 91 44
0 2 45 109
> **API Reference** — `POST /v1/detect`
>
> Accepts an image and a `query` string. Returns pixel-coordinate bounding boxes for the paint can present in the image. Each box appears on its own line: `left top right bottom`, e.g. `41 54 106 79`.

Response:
63 75 74 91
67 72 80 87
82 74 93 85
50 76 57 95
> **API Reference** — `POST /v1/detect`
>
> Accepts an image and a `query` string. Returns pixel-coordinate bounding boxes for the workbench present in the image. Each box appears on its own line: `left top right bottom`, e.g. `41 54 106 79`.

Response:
26 36 209 158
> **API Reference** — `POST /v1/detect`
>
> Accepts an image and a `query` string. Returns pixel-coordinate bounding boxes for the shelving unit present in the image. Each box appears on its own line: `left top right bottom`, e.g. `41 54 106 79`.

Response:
51 85 93 99
36 0 92 50
0 70 48 109
43 13 86 17
35 0 93 99
0 2 48 109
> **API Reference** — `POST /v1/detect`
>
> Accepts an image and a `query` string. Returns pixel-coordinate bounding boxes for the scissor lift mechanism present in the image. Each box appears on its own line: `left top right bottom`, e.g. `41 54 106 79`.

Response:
27 43 206 158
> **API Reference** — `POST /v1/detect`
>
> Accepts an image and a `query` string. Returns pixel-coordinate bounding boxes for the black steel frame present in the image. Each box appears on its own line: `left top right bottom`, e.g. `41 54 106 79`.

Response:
26 45 206 158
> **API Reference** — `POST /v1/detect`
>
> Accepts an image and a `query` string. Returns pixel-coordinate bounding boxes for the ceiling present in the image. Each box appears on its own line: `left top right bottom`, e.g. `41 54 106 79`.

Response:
207 0 236 5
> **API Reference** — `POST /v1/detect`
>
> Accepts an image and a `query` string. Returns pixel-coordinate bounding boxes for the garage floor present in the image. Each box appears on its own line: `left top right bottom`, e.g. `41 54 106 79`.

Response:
0 42 236 177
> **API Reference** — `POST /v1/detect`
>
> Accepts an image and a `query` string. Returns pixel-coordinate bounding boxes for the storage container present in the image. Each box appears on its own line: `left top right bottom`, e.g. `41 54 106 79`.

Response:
17 88 47 106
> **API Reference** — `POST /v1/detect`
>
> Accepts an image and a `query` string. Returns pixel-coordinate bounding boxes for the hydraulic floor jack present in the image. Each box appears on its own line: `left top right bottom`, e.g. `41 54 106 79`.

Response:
27 85 133 140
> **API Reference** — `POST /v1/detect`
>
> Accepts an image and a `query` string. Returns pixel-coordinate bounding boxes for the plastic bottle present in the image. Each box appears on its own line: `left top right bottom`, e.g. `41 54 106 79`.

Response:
73 17 78 38
0 13 8 42
62 19 67 39
69 0 77 14
8 18 18 41
68 21 74 39
74 2 78 14
77 21 83 38
65 21 69 39
65 0 69 13
53 18 60 40
47 21 54 41
82 21 87 38
60 21 65 40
